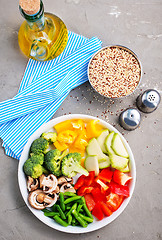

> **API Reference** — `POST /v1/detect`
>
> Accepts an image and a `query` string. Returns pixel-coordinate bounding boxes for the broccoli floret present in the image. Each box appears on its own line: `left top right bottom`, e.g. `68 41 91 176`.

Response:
23 153 45 178
41 132 57 144
30 137 49 154
44 149 62 176
30 153 44 165
61 153 89 178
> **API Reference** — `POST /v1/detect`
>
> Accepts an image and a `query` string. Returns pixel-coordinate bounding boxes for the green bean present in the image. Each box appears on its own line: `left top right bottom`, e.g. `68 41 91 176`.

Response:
68 214 72 225
42 208 50 213
72 209 88 228
77 204 83 213
56 205 66 220
51 204 57 212
81 197 93 219
53 215 69 227
66 202 77 217
63 192 77 197
66 206 71 210
44 212 60 217
64 196 81 204
79 213 94 223
65 202 74 208
59 192 65 212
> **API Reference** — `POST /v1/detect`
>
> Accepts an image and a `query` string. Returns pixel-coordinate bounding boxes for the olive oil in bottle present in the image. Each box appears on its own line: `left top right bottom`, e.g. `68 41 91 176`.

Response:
18 0 68 61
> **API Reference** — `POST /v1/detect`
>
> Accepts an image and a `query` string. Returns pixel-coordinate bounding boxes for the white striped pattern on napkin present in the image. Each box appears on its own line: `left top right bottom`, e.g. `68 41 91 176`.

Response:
0 31 102 159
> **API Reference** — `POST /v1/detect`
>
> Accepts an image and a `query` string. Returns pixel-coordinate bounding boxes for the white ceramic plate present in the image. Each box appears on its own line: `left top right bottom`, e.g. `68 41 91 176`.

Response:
18 114 136 234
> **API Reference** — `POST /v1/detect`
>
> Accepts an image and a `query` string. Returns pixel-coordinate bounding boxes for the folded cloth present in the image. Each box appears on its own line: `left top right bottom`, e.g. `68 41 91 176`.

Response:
0 31 102 160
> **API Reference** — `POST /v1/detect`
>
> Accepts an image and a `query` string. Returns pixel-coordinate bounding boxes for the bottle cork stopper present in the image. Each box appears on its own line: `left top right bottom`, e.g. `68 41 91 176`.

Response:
19 0 40 15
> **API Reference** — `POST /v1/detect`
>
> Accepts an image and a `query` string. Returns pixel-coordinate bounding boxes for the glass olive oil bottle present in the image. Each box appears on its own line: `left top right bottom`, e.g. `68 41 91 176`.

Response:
18 0 68 61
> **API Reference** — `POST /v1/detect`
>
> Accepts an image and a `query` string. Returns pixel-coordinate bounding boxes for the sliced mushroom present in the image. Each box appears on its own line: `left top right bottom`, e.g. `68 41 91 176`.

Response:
57 176 73 185
52 186 60 194
27 176 39 192
39 174 58 193
28 189 57 210
28 190 46 210
59 183 76 193
43 193 57 207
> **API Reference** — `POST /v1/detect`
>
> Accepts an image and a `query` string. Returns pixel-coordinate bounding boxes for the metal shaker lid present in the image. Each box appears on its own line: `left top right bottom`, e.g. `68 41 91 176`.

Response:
119 108 141 131
136 89 161 113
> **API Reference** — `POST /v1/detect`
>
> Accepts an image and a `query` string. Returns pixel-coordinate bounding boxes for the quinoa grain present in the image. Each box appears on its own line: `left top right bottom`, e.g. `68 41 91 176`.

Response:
88 46 141 98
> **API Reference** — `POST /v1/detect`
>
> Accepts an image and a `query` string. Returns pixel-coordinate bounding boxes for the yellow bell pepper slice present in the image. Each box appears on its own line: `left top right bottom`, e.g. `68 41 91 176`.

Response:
71 119 85 130
81 157 85 168
86 120 103 139
57 130 77 144
54 120 73 133
54 141 68 151
69 146 85 157
73 134 88 150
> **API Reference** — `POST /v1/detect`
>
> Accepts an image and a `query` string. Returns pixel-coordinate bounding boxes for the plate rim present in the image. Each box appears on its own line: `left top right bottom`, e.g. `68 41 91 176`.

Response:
18 114 136 234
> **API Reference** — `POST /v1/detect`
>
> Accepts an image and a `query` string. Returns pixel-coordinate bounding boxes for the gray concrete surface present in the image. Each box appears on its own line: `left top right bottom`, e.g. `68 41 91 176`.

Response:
0 0 162 239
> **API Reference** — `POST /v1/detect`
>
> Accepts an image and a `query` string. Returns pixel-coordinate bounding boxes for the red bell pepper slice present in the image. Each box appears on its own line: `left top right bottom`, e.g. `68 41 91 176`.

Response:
84 193 96 212
113 169 132 186
77 186 94 196
74 175 86 190
98 168 113 183
109 181 130 197
91 187 106 202
106 193 124 212
100 201 112 216
84 171 95 186
92 203 104 220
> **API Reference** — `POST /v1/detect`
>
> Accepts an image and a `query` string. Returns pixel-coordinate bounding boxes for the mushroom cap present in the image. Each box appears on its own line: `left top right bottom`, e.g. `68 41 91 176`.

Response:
57 176 73 185
43 193 57 207
28 189 46 210
28 189 57 210
39 174 58 193
59 183 76 193
27 176 39 192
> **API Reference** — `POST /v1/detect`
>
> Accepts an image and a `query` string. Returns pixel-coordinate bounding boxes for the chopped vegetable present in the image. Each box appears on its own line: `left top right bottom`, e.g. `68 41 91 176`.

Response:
84 193 96 212
57 130 77 144
30 137 49 154
109 181 130 197
61 153 89 177
23 153 45 178
111 133 129 158
106 193 124 212
98 168 113 182
100 202 112 216
110 154 129 170
84 171 95 186
84 155 99 176
113 169 132 186
41 132 57 144
77 186 94 196
74 175 86 190
44 149 62 176
53 215 69 227
54 120 73 133
92 203 104 220
86 120 102 139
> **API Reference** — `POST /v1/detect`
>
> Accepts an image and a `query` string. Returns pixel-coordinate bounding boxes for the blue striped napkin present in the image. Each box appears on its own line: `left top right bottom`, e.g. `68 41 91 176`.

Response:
0 31 102 160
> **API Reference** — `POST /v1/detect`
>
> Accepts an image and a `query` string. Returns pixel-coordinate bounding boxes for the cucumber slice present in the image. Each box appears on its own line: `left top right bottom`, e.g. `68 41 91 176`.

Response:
98 156 111 169
84 155 99 176
97 129 109 153
112 133 129 158
105 132 115 155
120 164 130 173
86 138 108 161
110 154 129 170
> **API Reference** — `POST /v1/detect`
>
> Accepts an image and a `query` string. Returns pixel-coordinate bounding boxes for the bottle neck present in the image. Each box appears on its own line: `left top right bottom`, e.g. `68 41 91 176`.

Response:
19 0 45 31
